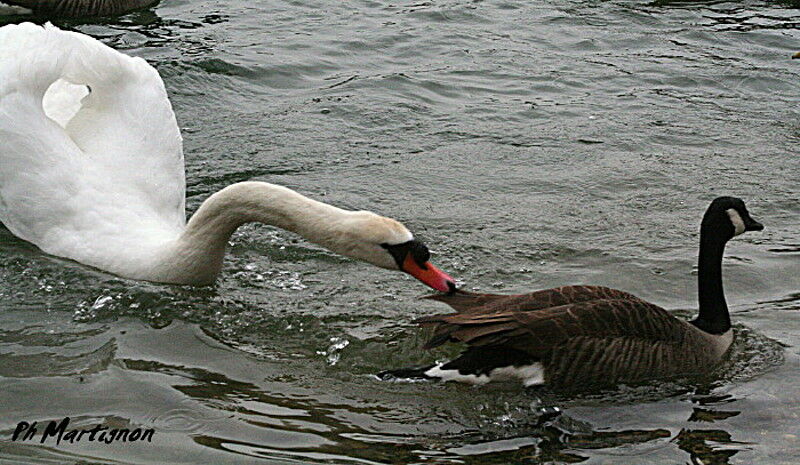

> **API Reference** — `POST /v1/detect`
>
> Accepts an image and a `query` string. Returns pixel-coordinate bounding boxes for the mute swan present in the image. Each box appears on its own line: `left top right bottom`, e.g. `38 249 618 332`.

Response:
380 197 763 389
0 0 157 17
0 23 456 291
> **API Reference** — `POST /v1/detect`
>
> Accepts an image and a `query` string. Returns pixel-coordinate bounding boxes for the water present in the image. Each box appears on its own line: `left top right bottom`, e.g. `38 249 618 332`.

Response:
0 0 799 463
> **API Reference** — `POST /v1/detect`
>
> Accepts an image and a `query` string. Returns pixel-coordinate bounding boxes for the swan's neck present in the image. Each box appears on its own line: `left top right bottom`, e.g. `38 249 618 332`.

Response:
161 182 355 285
692 233 730 335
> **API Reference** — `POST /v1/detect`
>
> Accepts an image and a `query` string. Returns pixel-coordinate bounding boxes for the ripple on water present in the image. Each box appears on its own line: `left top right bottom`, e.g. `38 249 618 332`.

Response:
717 324 786 383
148 398 230 435
0 336 116 378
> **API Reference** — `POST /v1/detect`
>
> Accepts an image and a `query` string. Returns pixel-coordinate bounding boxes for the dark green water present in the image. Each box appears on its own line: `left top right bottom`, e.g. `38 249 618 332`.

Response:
1 1 799 463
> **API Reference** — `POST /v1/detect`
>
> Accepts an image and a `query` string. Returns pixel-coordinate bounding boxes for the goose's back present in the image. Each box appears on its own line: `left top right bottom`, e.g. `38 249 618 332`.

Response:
420 286 732 388
0 23 184 272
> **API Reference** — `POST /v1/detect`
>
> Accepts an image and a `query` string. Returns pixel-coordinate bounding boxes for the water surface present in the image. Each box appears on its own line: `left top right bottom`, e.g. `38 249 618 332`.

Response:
1 0 799 463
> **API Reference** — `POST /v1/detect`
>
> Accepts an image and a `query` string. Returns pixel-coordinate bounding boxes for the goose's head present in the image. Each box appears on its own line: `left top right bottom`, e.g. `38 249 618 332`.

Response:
335 211 456 293
702 197 763 241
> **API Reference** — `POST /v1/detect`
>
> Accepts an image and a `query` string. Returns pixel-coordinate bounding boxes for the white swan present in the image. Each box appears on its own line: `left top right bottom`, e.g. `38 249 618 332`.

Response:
0 23 455 291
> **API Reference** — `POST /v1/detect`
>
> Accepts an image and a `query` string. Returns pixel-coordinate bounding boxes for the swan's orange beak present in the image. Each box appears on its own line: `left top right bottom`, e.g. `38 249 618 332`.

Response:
402 254 456 293
794 51 800 59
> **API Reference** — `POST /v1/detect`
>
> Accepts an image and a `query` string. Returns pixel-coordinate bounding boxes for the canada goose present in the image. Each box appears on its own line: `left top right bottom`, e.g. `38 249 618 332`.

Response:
0 0 157 16
380 197 763 389
0 23 455 290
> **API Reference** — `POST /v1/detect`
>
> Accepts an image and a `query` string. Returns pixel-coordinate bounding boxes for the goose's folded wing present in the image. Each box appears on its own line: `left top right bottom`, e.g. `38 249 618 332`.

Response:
1 0 158 16
418 297 689 354
424 285 645 313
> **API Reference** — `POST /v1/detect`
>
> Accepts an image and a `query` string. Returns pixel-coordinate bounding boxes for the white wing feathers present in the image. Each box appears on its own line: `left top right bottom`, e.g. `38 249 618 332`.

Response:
0 23 185 268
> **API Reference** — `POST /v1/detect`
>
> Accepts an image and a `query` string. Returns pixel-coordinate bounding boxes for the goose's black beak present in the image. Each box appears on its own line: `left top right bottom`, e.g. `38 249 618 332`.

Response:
745 218 764 232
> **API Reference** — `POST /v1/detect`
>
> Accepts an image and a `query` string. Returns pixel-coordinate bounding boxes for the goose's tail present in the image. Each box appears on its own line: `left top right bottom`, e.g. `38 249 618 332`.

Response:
377 365 438 382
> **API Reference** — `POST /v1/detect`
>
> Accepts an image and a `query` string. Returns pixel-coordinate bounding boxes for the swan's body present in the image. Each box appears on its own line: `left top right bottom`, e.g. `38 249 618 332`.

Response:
0 23 455 290
0 0 156 17
381 197 763 390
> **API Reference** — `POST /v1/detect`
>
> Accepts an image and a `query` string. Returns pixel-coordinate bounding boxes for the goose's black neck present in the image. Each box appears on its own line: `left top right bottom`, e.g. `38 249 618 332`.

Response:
691 231 731 335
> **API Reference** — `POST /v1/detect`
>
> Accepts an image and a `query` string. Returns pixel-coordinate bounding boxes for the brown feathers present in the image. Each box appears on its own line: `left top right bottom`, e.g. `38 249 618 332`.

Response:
405 198 759 388
418 286 662 351
416 286 731 388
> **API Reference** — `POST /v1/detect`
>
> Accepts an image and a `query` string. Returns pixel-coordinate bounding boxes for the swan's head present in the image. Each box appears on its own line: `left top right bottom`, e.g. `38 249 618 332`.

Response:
701 197 763 240
337 211 456 293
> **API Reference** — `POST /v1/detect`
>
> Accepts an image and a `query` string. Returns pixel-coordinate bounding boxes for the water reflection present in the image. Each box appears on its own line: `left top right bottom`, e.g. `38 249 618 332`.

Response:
674 428 746 465
117 353 757 464
0 338 116 378
647 0 800 32
0 257 787 464
0 307 785 465
437 394 748 464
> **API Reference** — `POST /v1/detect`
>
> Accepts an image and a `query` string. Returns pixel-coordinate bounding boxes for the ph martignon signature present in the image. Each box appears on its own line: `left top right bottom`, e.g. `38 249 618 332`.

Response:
12 417 154 445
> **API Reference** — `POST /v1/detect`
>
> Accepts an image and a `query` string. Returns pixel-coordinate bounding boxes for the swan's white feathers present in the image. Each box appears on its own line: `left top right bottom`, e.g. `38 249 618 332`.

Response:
330 210 413 270
184 183 414 273
0 23 184 275
0 23 420 285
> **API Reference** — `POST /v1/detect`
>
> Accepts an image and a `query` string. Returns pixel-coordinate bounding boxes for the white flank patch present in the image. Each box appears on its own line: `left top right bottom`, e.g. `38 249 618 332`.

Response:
425 363 545 387
726 209 745 236
424 365 491 385
488 363 546 387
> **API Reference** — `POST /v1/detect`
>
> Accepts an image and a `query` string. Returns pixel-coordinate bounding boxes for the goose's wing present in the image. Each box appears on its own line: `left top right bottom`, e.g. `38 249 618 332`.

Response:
1 0 158 17
0 23 183 257
418 288 688 355
425 285 644 313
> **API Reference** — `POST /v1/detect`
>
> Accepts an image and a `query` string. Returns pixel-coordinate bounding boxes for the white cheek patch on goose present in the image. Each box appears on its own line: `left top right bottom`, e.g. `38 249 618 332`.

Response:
726 209 745 236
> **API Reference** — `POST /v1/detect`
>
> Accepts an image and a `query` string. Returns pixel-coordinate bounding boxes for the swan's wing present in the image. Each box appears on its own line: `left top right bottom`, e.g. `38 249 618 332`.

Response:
53 23 186 229
0 23 84 246
0 23 184 257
